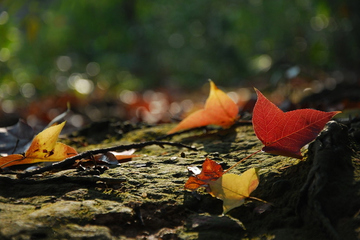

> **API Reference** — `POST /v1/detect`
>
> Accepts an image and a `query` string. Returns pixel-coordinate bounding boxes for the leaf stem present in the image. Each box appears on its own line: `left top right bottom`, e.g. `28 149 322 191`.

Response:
247 196 267 203
223 149 262 174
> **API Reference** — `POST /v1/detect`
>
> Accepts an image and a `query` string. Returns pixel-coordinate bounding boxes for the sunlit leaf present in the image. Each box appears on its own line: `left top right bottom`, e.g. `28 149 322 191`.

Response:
168 80 239 134
0 122 77 168
252 88 340 158
208 168 259 214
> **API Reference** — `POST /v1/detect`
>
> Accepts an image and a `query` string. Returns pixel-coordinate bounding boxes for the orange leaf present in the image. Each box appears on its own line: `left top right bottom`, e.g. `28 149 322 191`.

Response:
0 122 77 168
184 176 209 191
184 158 224 190
168 80 239 134
196 157 224 181
0 154 25 167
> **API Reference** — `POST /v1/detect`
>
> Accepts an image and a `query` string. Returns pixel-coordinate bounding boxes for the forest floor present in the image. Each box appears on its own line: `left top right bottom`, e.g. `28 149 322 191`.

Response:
0 118 360 240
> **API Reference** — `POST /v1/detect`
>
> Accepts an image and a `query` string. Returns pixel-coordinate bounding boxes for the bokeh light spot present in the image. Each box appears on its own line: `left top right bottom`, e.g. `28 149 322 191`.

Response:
1 100 15 113
120 90 137 105
250 54 272 72
56 56 72 72
180 99 194 113
169 102 181 115
310 15 329 31
69 114 84 128
0 48 11 62
74 78 94 95
20 83 36 98
86 62 100 76
227 91 239 104
0 11 9 25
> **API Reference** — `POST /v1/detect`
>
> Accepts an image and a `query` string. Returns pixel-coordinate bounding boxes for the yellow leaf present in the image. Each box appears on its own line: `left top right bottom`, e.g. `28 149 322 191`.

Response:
208 168 259 214
0 122 78 168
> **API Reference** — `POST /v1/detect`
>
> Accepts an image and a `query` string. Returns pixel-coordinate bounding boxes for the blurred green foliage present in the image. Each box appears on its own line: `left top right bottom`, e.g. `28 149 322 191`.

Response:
0 0 359 102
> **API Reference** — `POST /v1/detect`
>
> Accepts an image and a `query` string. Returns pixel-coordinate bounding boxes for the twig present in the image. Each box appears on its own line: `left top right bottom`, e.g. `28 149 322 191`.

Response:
223 149 262 174
17 141 197 179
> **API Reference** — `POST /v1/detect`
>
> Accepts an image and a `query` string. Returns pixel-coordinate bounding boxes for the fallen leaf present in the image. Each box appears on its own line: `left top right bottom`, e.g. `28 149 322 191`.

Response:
185 158 224 190
168 80 239 134
252 88 340 158
208 168 259 214
0 107 72 155
184 176 210 191
0 119 34 155
95 149 139 165
0 122 78 168
111 149 139 160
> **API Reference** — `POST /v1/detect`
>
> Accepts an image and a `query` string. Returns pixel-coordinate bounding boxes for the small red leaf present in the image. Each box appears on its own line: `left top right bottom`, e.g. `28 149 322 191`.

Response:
252 89 340 158
196 157 224 181
184 176 209 191
185 158 224 190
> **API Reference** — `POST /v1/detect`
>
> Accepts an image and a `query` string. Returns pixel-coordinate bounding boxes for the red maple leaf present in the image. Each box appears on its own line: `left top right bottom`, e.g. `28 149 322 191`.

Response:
185 158 224 190
252 88 340 159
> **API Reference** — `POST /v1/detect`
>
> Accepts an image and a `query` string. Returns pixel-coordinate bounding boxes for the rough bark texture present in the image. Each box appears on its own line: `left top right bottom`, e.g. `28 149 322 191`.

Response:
1 120 359 240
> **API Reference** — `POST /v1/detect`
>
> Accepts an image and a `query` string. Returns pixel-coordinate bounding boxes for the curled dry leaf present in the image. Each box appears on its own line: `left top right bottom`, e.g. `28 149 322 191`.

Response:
0 122 77 169
95 149 139 165
184 158 224 190
168 80 239 134
208 168 259 214
252 88 340 158
0 119 34 155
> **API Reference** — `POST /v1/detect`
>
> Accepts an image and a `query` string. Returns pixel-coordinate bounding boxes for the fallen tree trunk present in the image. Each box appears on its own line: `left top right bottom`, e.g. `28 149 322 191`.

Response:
0 120 359 239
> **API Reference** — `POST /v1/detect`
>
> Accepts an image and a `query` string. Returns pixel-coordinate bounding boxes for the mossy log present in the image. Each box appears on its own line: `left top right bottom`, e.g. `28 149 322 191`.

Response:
0 120 359 239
